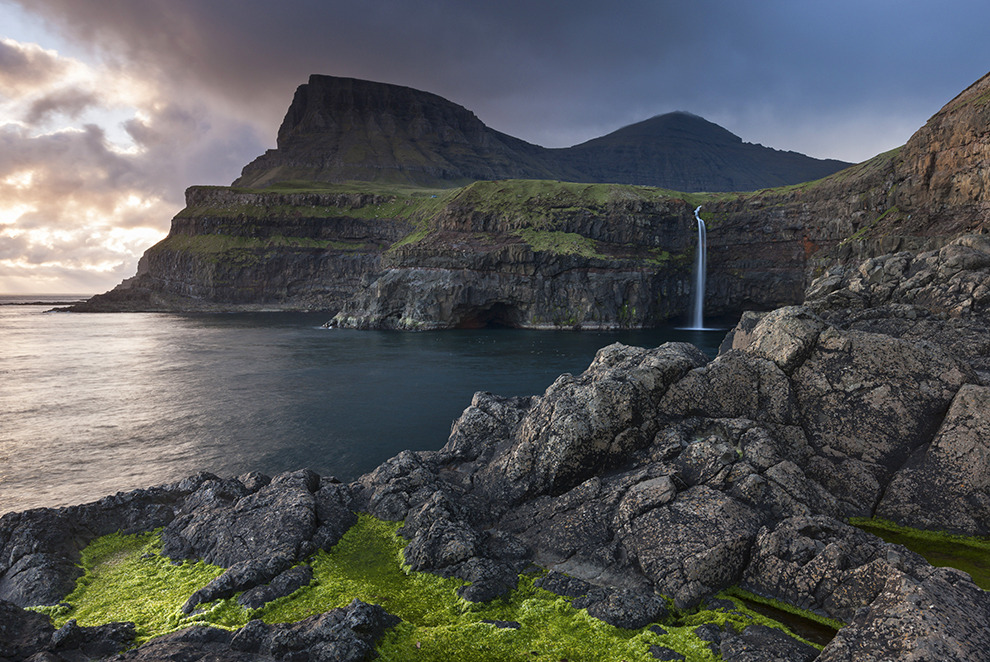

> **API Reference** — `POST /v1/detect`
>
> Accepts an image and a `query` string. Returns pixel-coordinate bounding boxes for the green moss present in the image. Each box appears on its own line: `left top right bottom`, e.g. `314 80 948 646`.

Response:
258 515 675 661
388 222 432 251
30 515 835 660
30 530 237 644
513 228 604 258
257 516 466 625
440 179 701 231
849 518 990 590
180 183 457 223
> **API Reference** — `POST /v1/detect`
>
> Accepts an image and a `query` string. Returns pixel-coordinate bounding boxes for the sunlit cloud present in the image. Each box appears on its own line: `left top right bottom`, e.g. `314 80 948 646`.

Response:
0 37 72 93
0 32 263 294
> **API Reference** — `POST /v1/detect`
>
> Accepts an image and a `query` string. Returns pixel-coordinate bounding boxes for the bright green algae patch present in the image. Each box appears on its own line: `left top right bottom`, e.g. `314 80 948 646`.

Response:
31 530 238 643
258 515 674 661
32 515 828 660
850 517 990 590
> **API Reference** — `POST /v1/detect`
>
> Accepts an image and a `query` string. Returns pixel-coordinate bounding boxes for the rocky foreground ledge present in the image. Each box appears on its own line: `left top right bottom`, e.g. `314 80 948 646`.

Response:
4 235 990 661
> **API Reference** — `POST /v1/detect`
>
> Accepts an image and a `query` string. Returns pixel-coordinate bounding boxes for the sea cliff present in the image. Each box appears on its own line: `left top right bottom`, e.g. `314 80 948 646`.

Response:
73 72 990 328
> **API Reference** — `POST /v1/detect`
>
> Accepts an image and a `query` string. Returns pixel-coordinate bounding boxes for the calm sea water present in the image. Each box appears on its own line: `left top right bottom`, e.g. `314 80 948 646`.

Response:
0 296 729 514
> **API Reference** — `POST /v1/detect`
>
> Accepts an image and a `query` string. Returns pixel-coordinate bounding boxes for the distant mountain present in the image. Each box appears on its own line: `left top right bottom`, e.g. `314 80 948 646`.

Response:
234 75 850 191
554 112 850 192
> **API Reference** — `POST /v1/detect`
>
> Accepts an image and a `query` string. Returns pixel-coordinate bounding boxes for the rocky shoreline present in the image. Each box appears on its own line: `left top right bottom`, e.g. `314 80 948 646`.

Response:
3 235 990 660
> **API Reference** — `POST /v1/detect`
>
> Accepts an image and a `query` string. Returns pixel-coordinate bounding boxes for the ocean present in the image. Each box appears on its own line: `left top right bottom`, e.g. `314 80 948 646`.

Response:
0 295 729 514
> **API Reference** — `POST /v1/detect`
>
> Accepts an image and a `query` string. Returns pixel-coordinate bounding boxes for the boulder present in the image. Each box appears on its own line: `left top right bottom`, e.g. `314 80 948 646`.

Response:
620 486 765 609
818 567 990 662
109 600 399 662
741 516 933 623
719 624 819 662
791 326 972 516
479 342 707 503
162 469 322 567
876 383 990 536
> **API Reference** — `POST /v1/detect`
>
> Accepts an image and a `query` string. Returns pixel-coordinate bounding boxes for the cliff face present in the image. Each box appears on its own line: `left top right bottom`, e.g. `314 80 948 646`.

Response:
77 71 990 328
77 181 710 328
74 186 414 312
234 75 849 191
235 76 571 188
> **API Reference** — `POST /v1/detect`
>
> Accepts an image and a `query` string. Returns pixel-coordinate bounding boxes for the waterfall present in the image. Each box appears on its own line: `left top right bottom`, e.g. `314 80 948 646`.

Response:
690 205 706 329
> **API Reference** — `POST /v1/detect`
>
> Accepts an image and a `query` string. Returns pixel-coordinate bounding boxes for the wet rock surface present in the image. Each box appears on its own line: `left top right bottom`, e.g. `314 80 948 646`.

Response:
5 237 990 659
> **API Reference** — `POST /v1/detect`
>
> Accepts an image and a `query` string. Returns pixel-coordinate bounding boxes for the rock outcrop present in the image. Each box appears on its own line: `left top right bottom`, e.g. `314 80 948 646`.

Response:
14 232 990 659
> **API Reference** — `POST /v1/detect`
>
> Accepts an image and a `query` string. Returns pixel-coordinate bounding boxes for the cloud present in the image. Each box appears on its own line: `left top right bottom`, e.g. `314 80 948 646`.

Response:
24 86 100 124
0 37 68 94
11 0 990 159
0 34 265 293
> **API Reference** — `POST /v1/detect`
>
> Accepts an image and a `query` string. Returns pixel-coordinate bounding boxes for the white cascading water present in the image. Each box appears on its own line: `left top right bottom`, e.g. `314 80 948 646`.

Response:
690 205 707 329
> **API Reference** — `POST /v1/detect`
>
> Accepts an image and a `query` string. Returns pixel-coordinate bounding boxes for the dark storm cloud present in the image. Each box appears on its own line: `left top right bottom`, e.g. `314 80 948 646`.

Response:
12 0 990 159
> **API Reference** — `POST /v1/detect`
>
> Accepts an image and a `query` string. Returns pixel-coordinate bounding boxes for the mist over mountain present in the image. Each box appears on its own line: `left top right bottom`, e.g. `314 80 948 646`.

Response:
234 75 850 191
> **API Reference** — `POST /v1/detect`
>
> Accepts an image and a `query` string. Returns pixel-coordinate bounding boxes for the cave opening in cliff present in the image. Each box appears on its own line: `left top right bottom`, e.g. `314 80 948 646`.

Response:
454 302 520 329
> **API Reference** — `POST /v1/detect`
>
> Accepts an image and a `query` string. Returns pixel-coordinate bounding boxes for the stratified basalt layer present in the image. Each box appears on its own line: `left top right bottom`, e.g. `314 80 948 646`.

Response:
7 235 990 660
73 181 712 327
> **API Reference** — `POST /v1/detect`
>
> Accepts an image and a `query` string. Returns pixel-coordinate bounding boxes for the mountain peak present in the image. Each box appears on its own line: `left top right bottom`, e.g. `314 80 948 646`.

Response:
235 75 850 191
574 111 744 149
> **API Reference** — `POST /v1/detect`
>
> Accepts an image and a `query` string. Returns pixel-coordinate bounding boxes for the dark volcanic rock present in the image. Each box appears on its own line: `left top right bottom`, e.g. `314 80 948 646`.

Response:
50 619 137 660
162 469 323 566
110 600 399 662
719 624 819 662
876 383 990 536
581 589 668 629
237 565 315 610
741 516 933 623
0 553 80 608
619 486 765 609
0 599 54 661
0 600 137 662
649 645 686 661
475 341 708 504
0 470 357 616
790 325 970 516
0 472 215 607
817 566 990 662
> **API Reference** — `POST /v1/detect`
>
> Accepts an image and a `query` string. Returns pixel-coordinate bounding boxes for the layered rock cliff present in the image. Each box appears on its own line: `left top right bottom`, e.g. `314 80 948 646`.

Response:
76 71 990 330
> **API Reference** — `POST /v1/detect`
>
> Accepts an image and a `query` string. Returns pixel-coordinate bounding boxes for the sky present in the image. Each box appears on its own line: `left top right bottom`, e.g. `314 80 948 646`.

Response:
1 1 989 294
